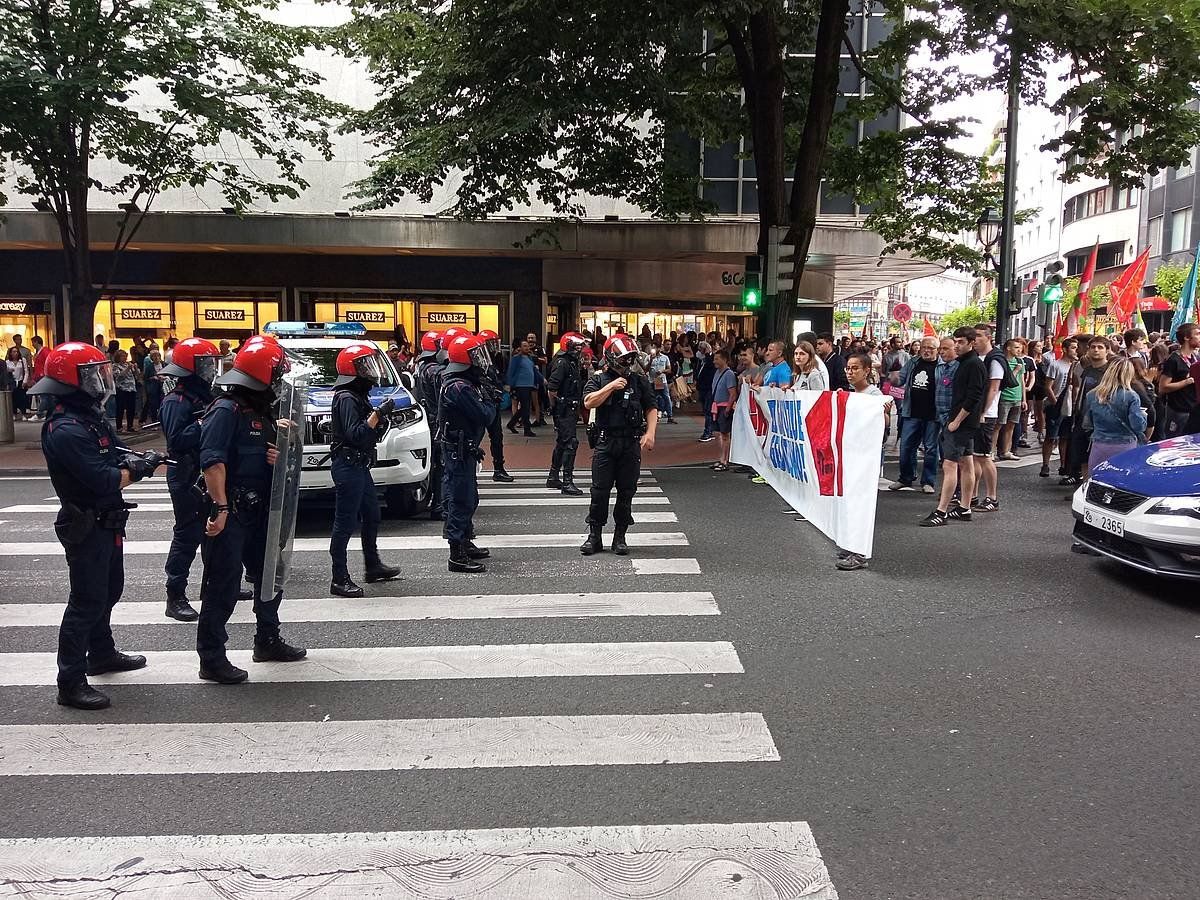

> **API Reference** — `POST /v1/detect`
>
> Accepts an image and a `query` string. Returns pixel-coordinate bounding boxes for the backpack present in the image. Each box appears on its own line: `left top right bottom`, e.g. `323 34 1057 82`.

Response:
985 348 1020 391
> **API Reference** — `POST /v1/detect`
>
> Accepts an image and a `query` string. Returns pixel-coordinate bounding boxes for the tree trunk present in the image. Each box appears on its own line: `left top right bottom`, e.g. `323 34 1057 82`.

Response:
779 0 852 342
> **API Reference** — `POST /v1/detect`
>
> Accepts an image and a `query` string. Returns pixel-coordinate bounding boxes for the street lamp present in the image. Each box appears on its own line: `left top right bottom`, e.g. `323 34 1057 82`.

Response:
976 207 1002 268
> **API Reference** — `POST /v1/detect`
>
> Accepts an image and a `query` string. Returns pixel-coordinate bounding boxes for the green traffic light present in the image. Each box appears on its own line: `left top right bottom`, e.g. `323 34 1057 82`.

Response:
1042 284 1063 305
744 289 759 308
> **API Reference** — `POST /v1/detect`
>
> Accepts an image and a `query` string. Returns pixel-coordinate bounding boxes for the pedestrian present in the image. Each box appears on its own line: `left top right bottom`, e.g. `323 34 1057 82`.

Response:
934 337 959 426
648 342 676 423
837 353 892 569
5 346 30 419
994 338 1026 461
476 329 514 482
111 349 139 433
217 339 234 374
580 334 657 555
791 341 827 390
695 340 716 442
164 336 179 365
758 340 793 388
1015 338 1036 449
709 348 737 471
1061 335 1113 486
889 335 941 493
973 325 1009 511
1082 357 1147 472
921 327 987 527
160 338 238 623
439 334 497 573
30 336 50 419
328 343 402 597
546 331 588 495
140 348 164 425
1157 322 1198 438
1040 338 1077 478
30 342 167 709
1130 355 1157 441
197 338 307 685
815 332 849 391
505 338 538 437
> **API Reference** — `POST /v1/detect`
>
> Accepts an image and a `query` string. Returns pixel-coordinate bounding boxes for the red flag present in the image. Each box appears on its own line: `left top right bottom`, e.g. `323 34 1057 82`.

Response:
1052 305 1068 350
1069 240 1099 334
922 318 936 337
1108 248 1151 326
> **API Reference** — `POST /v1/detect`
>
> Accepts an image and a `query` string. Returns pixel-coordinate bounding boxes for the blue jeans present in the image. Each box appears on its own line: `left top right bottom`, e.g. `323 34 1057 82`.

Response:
899 417 941 487
655 387 673 419
699 390 713 435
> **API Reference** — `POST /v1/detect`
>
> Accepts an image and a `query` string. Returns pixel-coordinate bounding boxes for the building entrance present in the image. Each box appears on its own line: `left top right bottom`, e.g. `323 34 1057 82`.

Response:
578 308 754 343
0 297 53 348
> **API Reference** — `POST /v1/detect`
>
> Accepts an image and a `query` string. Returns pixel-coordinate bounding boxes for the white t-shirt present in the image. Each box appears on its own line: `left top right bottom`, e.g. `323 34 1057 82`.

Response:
983 358 1005 419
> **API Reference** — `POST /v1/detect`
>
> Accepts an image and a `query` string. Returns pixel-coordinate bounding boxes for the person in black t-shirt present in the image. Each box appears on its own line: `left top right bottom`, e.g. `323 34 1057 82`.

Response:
1158 323 1199 437
890 336 940 492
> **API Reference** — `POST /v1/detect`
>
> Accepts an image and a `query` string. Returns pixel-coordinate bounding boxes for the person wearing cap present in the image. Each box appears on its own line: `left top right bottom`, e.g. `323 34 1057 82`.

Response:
196 338 306 684
328 342 402 597
546 331 588 495
439 334 497 572
414 329 445 519
159 337 249 622
31 342 168 709
580 335 657 555
476 329 515 482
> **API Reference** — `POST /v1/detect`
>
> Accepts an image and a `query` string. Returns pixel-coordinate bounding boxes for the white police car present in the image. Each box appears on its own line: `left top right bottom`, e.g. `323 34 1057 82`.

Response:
265 322 432 517
1071 434 1200 580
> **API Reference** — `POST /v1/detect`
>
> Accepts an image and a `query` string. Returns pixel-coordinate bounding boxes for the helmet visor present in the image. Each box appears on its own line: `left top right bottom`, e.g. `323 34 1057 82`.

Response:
354 355 384 384
612 352 639 375
78 361 115 401
469 345 492 371
193 355 221 386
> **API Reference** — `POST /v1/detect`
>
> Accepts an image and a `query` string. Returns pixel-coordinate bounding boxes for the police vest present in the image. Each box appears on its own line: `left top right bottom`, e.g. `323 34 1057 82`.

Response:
161 383 208 488
591 372 651 433
203 395 273 492
330 388 379 465
43 402 124 510
439 376 488 444
550 352 584 403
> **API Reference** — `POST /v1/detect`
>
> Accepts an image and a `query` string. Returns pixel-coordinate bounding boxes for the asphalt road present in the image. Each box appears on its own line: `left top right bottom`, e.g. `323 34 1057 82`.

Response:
0 455 1196 898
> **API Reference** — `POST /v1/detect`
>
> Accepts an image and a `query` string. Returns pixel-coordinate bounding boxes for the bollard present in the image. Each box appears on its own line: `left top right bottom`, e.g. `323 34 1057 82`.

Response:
0 391 13 444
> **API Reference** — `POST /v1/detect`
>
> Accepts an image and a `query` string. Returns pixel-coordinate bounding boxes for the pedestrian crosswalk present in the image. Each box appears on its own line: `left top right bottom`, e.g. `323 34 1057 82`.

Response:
0 468 839 897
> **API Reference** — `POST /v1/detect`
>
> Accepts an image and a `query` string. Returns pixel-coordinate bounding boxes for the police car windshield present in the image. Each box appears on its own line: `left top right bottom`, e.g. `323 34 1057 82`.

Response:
283 347 399 388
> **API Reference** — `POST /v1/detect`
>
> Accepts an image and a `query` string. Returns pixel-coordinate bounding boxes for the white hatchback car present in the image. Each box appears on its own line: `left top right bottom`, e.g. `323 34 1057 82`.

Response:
267 322 432 517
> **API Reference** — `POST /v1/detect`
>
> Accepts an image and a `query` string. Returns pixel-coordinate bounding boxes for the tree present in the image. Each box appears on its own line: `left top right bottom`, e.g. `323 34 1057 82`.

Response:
1152 262 1191 307
833 308 852 327
0 0 343 339
342 0 1200 341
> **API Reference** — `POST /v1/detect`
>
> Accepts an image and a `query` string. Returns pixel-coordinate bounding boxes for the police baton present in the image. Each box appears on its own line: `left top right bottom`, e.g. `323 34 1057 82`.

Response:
115 445 180 467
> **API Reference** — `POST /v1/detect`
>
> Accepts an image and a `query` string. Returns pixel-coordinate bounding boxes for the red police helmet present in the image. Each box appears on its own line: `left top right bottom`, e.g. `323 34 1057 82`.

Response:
420 330 442 354
477 328 500 354
334 342 383 387
440 326 471 346
217 339 290 392
603 334 640 374
560 331 587 353
160 337 221 383
445 334 491 374
29 342 115 398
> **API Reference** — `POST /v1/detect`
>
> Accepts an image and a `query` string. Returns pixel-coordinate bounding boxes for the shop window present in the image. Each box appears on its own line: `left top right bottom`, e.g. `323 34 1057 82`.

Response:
1169 208 1192 253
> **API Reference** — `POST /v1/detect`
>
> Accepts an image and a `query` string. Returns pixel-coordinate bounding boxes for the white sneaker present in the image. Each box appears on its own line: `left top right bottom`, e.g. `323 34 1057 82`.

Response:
888 481 916 492
922 484 936 494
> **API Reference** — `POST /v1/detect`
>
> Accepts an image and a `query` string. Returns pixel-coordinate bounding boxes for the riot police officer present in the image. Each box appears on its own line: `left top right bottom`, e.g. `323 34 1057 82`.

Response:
439 334 497 573
413 330 444 520
328 342 402 597
31 342 166 709
476 329 514 482
197 339 306 684
160 337 253 621
546 331 588 495
580 334 657 556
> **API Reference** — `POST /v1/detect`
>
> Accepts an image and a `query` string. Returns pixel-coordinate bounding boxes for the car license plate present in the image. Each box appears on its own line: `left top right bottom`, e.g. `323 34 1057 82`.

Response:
1084 506 1125 537
304 453 331 470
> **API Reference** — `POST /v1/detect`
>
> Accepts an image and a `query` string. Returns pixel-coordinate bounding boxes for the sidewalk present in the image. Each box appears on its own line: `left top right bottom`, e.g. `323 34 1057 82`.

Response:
0 418 163 474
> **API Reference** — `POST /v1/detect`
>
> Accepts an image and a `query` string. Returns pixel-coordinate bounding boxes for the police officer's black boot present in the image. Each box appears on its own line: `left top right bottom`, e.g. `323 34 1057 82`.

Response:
492 465 515 483
580 526 604 555
252 637 308 663
560 453 583 496
87 651 148 675
611 526 630 556
463 540 490 559
237 586 254 602
165 590 199 622
546 448 563 489
331 576 364 598
57 680 111 710
364 558 402 583
199 658 249 684
449 542 485 573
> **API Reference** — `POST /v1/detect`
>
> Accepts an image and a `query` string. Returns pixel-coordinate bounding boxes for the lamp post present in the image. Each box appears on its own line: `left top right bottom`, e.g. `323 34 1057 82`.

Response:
993 23 1022 347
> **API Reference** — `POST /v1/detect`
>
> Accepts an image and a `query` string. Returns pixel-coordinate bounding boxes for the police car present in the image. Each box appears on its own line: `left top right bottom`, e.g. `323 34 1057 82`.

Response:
1071 434 1200 580
265 322 432 517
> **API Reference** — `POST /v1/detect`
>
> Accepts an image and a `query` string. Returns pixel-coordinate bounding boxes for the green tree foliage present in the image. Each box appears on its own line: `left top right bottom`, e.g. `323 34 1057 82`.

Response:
834 308 852 326
342 0 1200 341
938 304 984 334
0 0 343 338
1152 262 1191 307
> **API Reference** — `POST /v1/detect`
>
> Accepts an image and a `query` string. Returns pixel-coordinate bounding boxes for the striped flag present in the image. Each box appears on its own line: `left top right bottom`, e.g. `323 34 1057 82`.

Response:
1068 241 1099 334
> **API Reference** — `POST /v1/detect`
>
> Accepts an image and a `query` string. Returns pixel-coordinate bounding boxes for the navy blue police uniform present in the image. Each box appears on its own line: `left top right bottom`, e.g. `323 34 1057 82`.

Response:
416 353 445 519
546 348 585 492
585 370 656 535
160 377 212 607
481 360 510 476
42 396 140 692
439 373 496 562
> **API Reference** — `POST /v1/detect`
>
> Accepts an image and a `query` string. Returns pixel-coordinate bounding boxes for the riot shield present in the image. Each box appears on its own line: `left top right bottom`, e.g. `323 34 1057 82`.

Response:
261 367 310 602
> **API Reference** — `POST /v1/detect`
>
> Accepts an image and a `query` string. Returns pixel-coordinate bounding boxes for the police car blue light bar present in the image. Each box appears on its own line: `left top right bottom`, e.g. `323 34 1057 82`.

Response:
263 322 368 338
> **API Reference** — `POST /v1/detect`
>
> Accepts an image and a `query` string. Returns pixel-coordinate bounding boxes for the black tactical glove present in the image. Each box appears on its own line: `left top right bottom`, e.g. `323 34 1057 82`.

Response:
119 452 161 483
375 398 396 418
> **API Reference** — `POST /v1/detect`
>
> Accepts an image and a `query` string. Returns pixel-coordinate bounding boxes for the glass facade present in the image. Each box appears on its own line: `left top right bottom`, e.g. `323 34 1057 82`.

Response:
578 308 754 341
96 289 283 351
0 298 53 348
303 290 507 347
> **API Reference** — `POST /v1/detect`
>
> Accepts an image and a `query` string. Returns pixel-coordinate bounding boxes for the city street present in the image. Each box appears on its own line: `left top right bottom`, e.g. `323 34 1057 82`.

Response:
0 447 1196 898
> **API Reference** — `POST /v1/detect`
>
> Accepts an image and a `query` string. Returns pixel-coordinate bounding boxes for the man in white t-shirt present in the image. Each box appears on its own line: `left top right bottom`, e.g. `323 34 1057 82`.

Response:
972 325 1005 512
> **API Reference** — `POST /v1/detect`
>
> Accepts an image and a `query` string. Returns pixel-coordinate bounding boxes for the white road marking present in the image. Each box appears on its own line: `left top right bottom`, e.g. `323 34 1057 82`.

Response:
632 557 703 575
479 496 670 507
0 712 780 775
0 821 837 899
0 531 688 556
0 641 743 686
0 590 720 627
995 455 1047 469
7 503 177 513
476 486 664 495
626 511 677 523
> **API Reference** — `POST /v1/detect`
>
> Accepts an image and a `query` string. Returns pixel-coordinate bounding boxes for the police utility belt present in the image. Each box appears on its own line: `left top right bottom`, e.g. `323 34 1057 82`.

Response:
440 430 485 462
58 501 136 544
332 443 377 468
188 473 266 523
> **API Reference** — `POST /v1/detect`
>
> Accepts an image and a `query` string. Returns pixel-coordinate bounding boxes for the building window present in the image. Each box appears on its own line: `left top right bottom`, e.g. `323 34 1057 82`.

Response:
1151 170 1165 189
1169 208 1193 253
1149 215 1164 254
1063 183 1137 225
1175 148 1195 179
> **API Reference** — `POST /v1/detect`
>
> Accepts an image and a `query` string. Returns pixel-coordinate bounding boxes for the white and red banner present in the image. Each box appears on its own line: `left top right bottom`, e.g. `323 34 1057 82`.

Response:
731 388 886 558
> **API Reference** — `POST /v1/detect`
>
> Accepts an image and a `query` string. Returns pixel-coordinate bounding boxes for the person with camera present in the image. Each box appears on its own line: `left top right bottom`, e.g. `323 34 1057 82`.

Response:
197 338 306 685
328 343 401 598
580 335 657 556
31 342 168 709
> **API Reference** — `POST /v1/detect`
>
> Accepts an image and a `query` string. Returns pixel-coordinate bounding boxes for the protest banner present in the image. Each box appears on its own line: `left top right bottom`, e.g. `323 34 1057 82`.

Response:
730 387 886 557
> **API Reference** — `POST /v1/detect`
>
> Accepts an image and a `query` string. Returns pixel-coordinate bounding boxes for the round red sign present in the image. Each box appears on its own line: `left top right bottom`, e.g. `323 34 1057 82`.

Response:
891 302 913 323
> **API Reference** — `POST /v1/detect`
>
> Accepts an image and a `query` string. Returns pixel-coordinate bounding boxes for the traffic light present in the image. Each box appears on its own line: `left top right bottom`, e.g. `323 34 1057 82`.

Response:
743 254 762 309
765 225 796 297
1042 260 1065 306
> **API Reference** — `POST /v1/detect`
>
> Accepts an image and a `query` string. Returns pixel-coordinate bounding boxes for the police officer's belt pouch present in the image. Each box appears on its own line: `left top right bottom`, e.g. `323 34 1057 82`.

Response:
586 422 599 449
57 502 95 544
97 502 136 531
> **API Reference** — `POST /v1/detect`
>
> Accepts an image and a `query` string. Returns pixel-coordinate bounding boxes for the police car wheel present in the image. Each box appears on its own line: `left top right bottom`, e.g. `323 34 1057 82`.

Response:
387 478 431 518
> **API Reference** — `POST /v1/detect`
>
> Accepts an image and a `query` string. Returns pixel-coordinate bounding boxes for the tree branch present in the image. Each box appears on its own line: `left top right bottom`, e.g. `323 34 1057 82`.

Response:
839 28 930 126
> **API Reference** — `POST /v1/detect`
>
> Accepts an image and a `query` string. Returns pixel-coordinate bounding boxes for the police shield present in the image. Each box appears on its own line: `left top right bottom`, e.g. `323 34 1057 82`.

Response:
260 366 309 601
